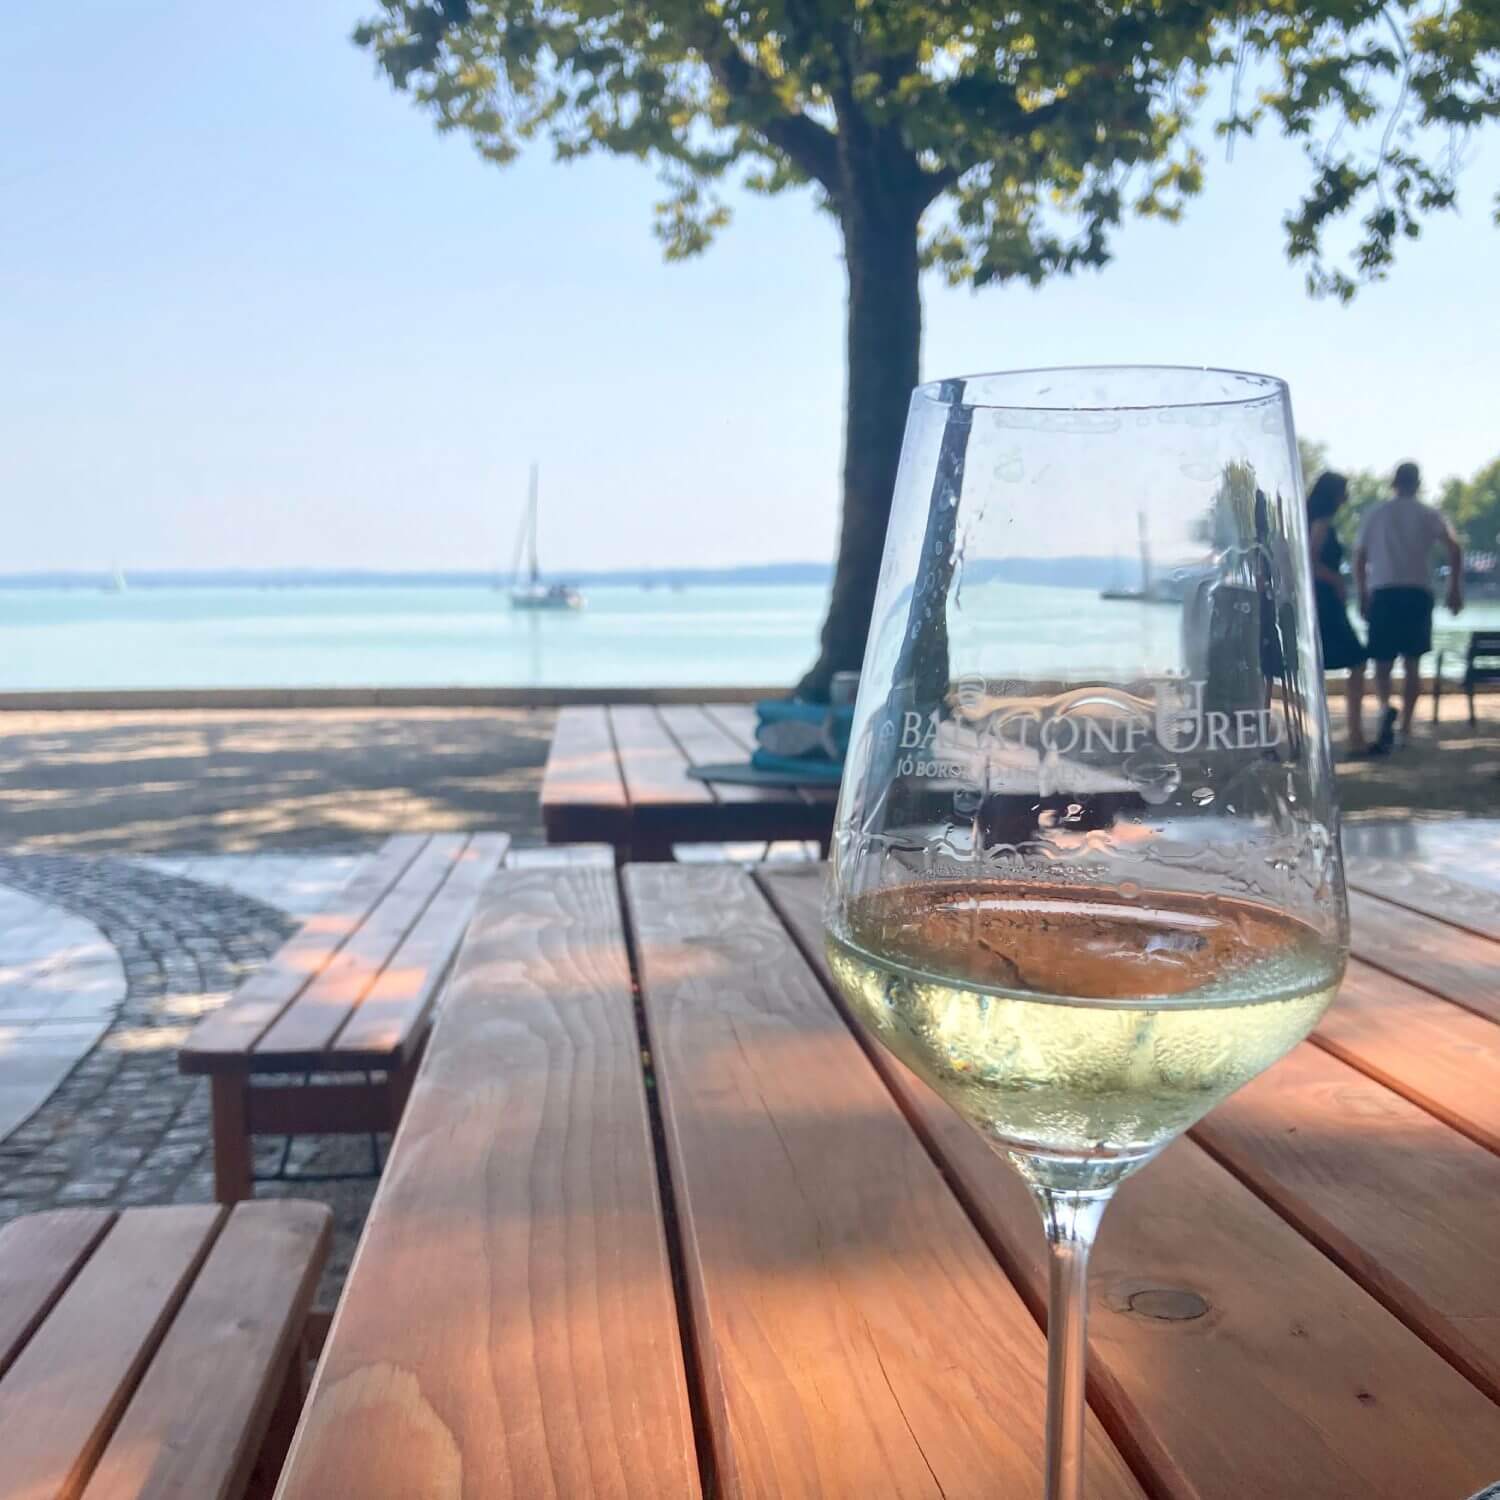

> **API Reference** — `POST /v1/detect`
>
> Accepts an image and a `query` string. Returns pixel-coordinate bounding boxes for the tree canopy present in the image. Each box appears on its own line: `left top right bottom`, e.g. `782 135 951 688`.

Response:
357 0 1497 299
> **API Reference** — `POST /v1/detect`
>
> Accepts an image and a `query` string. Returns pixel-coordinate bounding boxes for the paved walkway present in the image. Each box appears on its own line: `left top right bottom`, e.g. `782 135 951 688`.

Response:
136 852 365 917
0 884 125 1141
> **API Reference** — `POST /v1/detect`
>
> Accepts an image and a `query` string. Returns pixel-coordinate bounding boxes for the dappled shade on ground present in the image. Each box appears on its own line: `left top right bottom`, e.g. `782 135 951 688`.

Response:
0 708 553 852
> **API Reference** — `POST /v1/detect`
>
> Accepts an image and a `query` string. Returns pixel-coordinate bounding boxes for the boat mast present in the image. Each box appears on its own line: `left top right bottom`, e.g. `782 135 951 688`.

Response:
1137 510 1152 596
527 463 540 586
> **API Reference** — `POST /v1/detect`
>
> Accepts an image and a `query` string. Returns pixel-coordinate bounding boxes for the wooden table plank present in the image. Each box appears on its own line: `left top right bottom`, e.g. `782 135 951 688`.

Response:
0 1208 114 1379
1347 854 1500 942
1193 1040 1500 1402
1314 957 1500 1156
656 704 782 804
1349 887 1500 1024
760 864 1500 1500
627 862 1144 1500
276 869 701 1500
541 705 628 806
79 1201 329 1500
0 1205 224 1500
252 834 469 1066
331 832 511 1064
608 706 715 807
181 834 427 1071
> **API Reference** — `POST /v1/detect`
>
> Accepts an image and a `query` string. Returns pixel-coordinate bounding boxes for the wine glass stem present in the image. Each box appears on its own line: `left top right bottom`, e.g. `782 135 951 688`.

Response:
1032 1185 1113 1500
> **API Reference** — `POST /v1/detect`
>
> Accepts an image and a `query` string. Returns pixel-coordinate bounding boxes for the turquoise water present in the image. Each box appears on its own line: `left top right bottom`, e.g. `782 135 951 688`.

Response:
0 584 1489 690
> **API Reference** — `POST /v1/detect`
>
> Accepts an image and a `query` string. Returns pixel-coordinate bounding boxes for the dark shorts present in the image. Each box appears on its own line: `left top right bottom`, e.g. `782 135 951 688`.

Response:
1367 586 1434 661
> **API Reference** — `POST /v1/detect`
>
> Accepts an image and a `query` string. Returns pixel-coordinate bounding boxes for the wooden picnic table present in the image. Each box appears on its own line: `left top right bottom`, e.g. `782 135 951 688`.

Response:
275 856 1500 1499
541 702 836 859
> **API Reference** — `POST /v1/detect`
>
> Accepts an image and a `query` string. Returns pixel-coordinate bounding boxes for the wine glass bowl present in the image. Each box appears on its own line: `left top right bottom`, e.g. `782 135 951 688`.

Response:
822 366 1348 1500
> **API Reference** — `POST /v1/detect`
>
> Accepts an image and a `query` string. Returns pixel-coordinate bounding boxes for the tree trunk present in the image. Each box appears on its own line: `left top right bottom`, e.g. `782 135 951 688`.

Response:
795 198 922 701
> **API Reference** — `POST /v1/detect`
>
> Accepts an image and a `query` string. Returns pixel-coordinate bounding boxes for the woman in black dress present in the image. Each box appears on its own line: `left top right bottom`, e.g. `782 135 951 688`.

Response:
1307 471 1370 755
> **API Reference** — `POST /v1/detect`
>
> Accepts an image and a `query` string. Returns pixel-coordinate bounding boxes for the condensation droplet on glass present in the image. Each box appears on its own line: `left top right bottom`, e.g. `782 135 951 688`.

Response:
1192 786 1215 806
1236 600 1251 614
1118 880 1141 900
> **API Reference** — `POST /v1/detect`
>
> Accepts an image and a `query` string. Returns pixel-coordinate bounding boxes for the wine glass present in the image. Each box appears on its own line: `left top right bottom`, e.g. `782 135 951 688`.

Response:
823 367 1347 1500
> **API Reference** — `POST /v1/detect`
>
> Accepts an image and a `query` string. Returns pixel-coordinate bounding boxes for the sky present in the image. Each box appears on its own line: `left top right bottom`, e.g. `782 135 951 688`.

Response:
1 1 1496 575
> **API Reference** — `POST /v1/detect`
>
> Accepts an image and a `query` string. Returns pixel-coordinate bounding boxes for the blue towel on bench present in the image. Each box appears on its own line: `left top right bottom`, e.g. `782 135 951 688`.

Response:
750 700 853 777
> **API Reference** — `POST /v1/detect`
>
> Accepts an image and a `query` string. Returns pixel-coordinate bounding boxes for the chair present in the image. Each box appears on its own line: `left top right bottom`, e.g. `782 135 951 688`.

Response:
1435 632 1500 726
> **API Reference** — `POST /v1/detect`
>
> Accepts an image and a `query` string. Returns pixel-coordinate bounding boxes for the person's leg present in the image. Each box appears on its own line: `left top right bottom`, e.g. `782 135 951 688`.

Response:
1372 657 1398 751
1345 665 1367 753
1400 654 1423 737
1374 657 1394 713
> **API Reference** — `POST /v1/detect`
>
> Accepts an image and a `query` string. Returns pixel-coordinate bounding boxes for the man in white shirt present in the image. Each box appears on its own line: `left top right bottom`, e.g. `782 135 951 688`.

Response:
1354 462 1463 753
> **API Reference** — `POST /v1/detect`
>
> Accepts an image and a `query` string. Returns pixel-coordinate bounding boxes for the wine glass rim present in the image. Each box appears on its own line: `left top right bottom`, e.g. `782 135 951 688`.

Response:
914 364 1288 413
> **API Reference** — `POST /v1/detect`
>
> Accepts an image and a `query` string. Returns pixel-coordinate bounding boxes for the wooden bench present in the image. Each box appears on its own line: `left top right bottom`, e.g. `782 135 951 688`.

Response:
0 1200 329 1500
179 832 509 1202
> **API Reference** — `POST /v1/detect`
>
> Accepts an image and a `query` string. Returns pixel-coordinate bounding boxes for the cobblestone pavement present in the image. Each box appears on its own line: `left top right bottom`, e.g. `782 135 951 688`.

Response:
0 855 382 1306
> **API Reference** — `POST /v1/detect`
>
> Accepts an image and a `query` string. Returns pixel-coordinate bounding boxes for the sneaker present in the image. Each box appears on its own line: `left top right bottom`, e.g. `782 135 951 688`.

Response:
1374 707 1398 754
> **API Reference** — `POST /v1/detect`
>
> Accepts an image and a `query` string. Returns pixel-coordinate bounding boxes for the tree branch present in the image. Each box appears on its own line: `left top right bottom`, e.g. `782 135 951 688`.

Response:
705 41 841 193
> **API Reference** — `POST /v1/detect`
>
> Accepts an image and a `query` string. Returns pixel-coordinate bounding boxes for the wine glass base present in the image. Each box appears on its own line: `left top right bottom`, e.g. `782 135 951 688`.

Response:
1002 1142 1164 1195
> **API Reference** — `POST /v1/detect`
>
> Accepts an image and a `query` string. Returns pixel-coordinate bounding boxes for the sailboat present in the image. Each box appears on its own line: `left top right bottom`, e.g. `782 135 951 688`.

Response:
1099 511 1210 604
508 464 583 611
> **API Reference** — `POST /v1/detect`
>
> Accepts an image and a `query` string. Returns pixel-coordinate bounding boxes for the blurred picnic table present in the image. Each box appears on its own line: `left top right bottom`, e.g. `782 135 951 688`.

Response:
541 703 835 860
273 842 1500 1499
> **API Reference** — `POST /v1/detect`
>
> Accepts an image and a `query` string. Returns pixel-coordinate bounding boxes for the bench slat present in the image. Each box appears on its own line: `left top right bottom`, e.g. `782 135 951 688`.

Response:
1314 957 1500 1155
503 842 614 869
759 865 1500 1500
1348 854 1500 942
627 862 1143 1499
330 832 511 1064
180 834 428 1071
79 1201 330 1500
251 834 470 1066
275 869 701 1500
608 705 713 807
1194 1040 1500 1402
0 1208 114 1379
1349 887 1500 1024
0 1205 223 1500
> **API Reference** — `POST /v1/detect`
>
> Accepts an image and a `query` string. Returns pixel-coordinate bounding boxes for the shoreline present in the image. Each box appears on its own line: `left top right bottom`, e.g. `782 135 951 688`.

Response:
1 674 1495 713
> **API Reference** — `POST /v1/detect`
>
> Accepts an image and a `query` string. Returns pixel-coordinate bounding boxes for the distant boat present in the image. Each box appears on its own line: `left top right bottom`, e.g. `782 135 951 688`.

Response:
1100 511 1209 604
507 464 583 611
106 565 128 595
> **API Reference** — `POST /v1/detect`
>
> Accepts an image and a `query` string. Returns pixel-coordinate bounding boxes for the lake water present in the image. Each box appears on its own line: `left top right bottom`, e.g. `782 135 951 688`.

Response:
1 583 1490 690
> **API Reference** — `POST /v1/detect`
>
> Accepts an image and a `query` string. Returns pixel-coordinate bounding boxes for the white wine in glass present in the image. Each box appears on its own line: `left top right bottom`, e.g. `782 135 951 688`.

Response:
824 367 1348 1500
